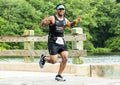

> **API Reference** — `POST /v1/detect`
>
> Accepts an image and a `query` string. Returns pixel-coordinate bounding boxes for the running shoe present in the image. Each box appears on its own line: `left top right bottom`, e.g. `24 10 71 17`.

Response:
39 54 45 68
55 75 66 81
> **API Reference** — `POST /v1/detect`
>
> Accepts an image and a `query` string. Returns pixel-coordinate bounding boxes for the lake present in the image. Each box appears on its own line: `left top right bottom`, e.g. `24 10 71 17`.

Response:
0 55 120 64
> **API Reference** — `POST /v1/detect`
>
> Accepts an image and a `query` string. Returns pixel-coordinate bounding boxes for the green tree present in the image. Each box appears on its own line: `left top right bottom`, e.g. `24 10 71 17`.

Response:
105 1 120 52
0 0 119 52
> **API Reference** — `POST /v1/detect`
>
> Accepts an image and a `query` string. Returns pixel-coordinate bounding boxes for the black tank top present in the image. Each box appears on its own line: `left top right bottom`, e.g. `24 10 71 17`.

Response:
49 15 66 37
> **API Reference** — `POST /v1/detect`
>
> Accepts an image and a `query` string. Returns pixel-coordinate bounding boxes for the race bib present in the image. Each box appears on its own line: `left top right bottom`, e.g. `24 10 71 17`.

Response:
56 37 64 45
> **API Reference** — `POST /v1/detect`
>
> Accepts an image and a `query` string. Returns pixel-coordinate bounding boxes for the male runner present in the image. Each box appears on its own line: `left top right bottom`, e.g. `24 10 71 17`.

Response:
39 4 81 81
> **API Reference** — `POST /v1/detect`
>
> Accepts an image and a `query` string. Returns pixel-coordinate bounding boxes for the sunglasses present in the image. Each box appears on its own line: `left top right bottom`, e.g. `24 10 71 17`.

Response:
58 8 65 10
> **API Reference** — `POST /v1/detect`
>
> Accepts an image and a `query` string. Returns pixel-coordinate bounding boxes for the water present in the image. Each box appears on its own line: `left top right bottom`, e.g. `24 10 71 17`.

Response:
83 55 120 64
0 55 120 64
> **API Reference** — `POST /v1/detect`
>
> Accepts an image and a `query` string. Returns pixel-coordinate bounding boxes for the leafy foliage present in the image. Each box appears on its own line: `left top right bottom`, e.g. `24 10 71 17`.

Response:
0 0 120 52
105 37 120 52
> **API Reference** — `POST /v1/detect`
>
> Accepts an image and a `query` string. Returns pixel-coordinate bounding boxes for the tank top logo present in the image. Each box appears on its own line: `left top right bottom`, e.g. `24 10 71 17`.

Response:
56 26 64 31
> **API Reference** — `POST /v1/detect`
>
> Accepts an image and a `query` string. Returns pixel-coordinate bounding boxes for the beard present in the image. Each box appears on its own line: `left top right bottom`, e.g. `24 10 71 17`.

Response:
58 11 65 17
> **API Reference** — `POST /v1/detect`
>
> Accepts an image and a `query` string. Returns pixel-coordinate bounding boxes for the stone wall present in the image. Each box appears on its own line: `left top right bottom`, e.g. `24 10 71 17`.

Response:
0 62 120 79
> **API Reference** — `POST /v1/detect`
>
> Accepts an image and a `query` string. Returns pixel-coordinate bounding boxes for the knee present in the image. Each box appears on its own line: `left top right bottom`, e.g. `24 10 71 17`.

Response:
62 56 68 63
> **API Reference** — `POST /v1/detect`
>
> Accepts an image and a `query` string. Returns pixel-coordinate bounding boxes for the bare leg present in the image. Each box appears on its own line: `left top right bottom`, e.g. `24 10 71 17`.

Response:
57 51 68 75
44 54 58 64
43 51 68 75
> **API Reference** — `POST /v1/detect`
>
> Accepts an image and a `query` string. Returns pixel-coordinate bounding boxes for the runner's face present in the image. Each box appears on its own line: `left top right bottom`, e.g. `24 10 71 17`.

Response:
57 9 65 16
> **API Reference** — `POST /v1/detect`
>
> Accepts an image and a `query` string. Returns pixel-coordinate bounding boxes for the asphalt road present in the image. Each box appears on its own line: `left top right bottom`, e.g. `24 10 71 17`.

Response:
0 71 120 85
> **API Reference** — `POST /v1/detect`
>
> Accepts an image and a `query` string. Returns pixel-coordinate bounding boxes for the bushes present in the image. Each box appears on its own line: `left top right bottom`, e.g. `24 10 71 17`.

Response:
84 41 112 54
93 48 111 54
84 41 95 52
105 37 120 52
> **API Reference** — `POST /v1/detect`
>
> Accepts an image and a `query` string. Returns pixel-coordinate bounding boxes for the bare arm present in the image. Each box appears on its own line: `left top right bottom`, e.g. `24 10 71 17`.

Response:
65 16 81 28
40 16 54 28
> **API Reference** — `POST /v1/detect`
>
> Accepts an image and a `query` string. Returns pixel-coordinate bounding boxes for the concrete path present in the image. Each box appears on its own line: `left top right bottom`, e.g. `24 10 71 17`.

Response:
0 71 120 85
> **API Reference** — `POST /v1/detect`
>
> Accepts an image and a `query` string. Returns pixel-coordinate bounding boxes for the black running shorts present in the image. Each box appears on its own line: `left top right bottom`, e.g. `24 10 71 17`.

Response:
48 37 68 55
